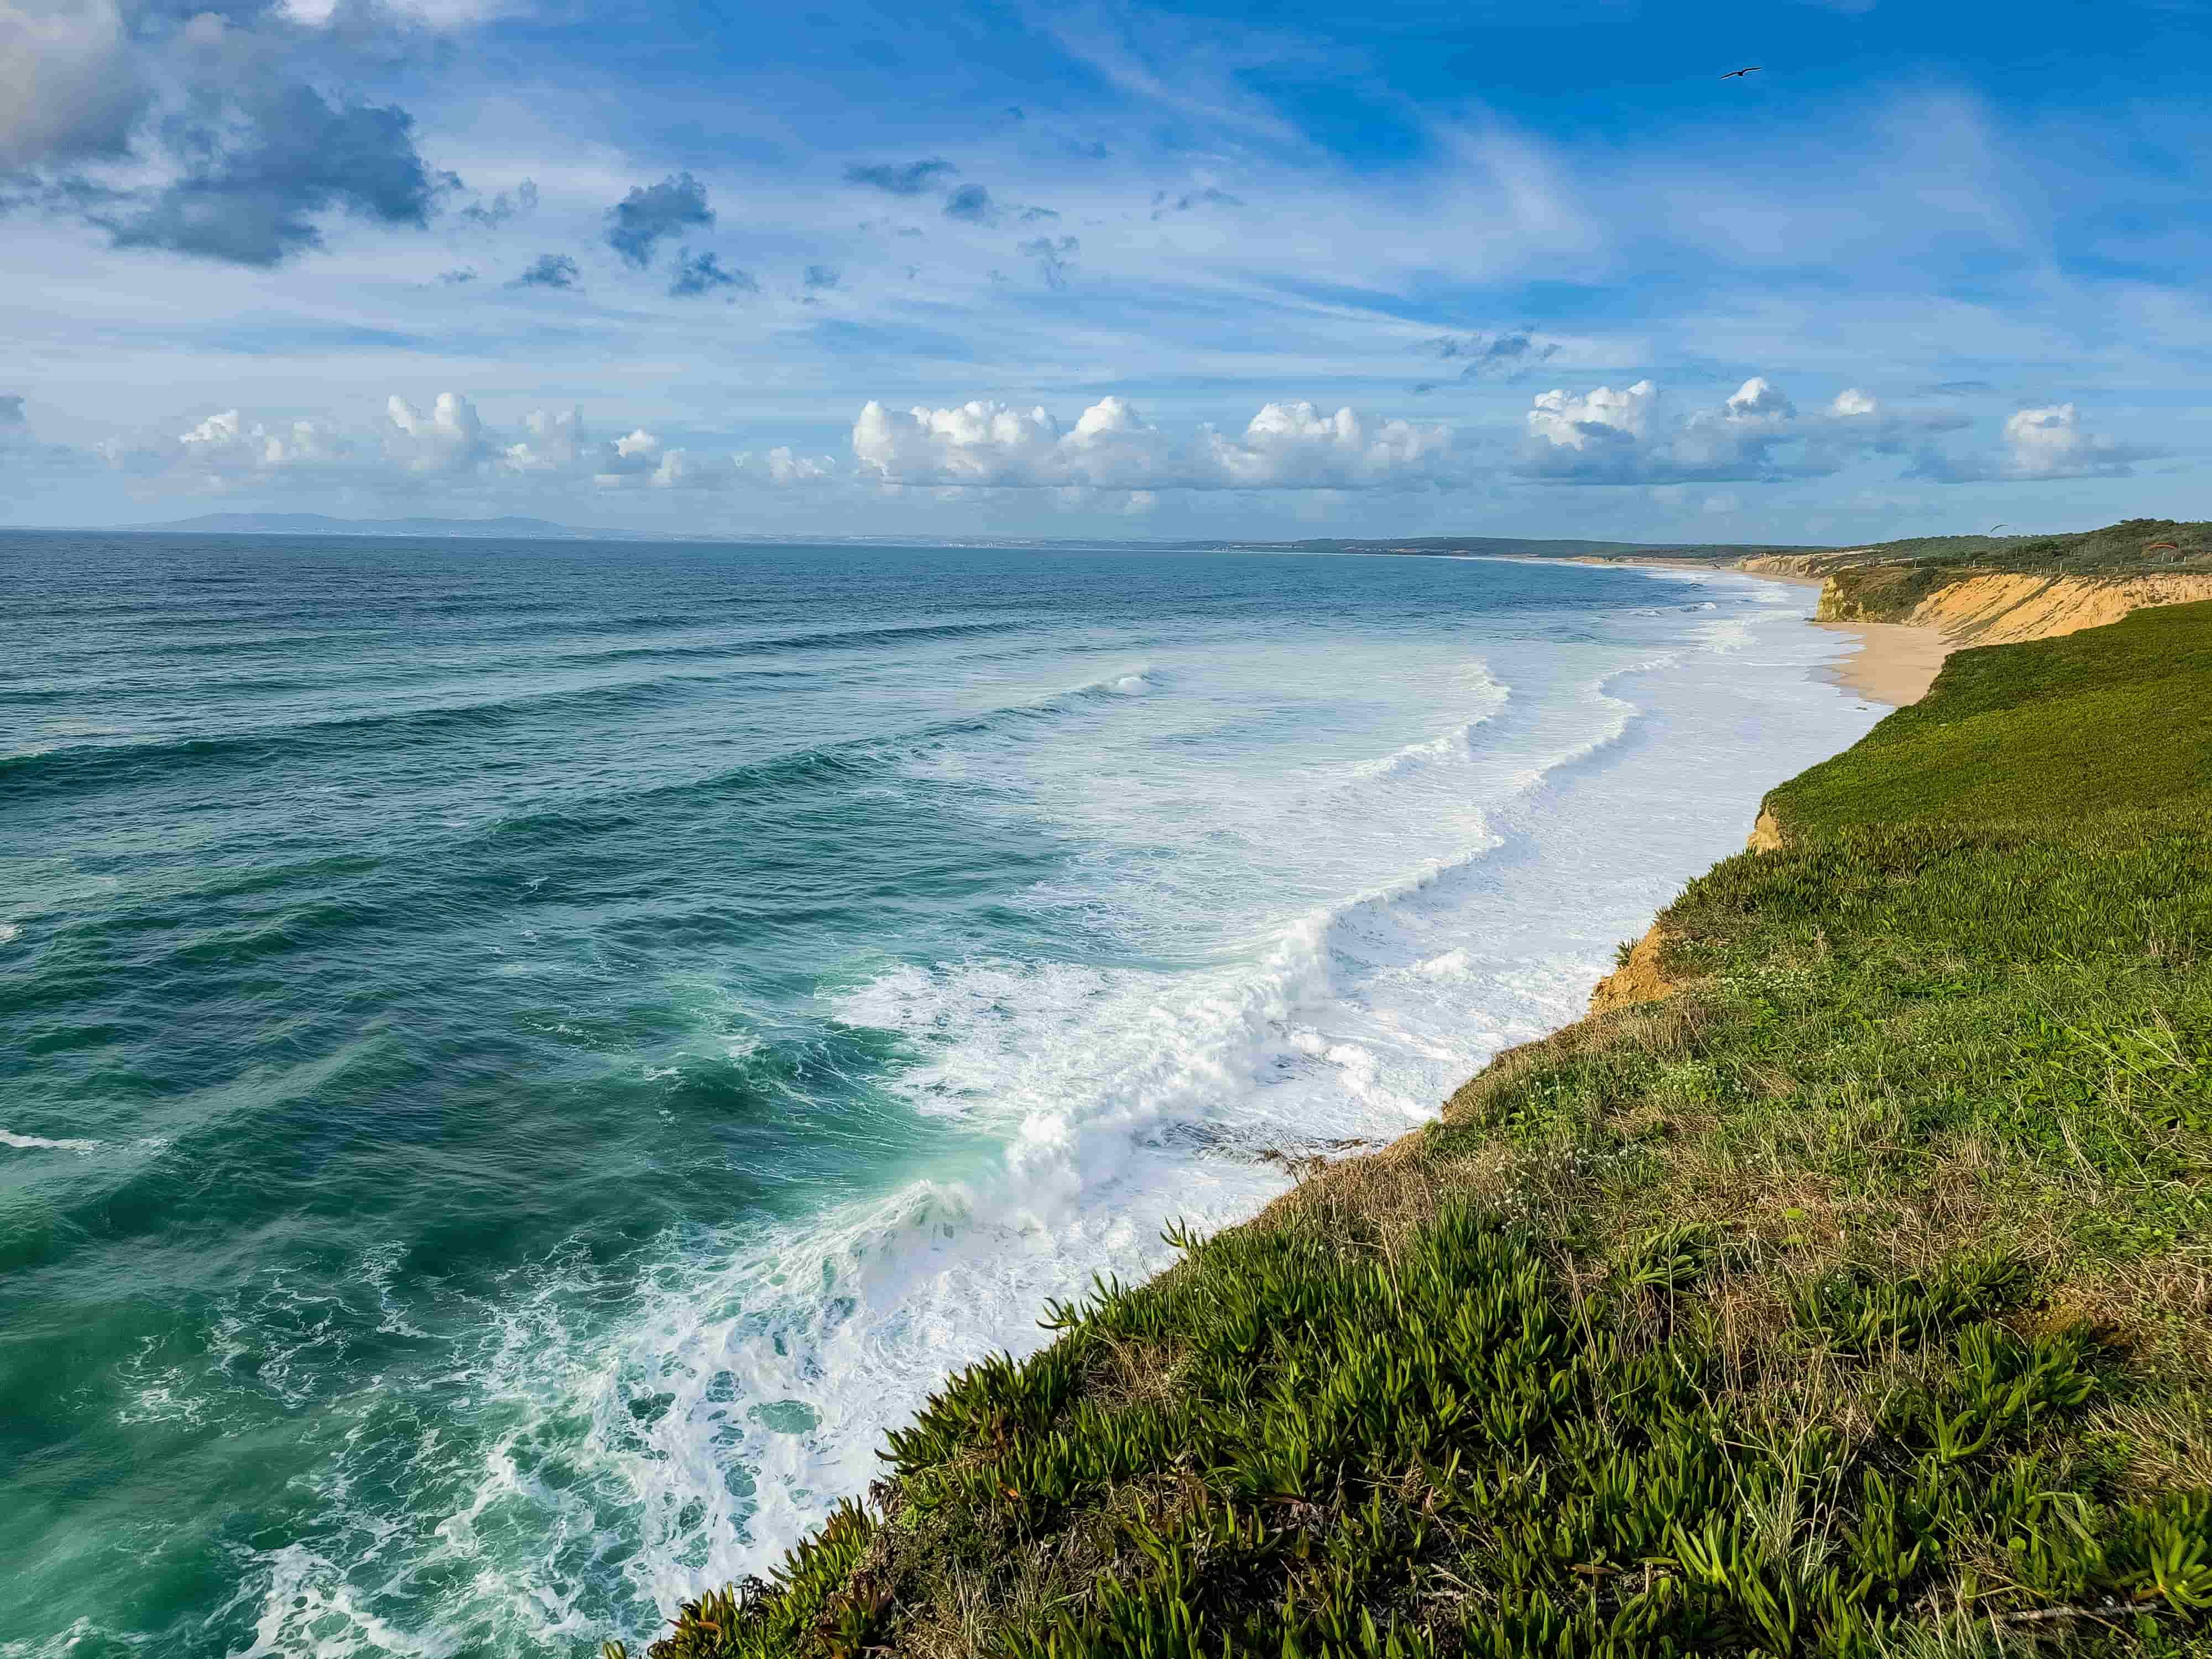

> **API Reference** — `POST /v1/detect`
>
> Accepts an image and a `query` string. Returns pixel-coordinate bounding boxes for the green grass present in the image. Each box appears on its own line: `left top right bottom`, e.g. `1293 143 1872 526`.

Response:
1773 602 2212 832
607 591 2212 1659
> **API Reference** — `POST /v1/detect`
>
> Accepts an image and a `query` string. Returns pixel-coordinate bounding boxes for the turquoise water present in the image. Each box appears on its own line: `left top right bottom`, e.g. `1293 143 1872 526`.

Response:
0 533 1880 1655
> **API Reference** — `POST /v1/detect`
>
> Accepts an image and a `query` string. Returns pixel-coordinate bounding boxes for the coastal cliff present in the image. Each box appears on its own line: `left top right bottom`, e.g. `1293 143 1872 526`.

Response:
613 526 2212 1659
1796 565 2212 646
1744 517 2212 648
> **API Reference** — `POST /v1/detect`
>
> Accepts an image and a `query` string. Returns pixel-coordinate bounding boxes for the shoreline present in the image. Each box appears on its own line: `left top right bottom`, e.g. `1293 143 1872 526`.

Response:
1809 618 1954 707
1591 555 1958 708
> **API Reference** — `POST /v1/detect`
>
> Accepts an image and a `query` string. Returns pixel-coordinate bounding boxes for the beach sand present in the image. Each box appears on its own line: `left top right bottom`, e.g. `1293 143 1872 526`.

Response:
1652 561 1952 708
1540 555 1956 708
1811 620 1954 707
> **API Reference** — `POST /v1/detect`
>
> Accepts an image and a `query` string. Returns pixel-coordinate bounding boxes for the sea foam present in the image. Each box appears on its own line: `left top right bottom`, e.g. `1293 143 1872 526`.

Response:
87 561 1886 1659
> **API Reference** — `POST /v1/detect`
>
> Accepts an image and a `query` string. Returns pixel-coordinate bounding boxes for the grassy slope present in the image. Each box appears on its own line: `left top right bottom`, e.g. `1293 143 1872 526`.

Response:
612 601 2212 1659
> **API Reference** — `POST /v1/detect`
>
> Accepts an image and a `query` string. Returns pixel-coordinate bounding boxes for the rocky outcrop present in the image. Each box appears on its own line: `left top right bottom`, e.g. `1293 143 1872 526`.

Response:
1589 926 1676 1015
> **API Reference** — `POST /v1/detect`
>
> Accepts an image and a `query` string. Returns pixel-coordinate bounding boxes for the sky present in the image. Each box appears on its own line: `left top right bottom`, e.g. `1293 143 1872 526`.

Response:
1 0 2206 543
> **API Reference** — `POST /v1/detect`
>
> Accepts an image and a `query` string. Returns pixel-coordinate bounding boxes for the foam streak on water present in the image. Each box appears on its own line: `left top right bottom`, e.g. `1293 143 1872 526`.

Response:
0 536 1881 1656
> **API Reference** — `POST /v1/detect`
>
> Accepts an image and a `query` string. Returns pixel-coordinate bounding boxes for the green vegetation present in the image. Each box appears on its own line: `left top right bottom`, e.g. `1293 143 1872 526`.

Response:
608 594 2212 1659
1809 520 2212 626
1844 519 2212 577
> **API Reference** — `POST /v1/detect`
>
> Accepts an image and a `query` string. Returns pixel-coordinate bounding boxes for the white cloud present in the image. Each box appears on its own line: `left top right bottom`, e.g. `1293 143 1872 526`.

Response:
171 407 350 478
1906 400 2155 483
640 447 725 489
30 377 2156 530
384 392 493 474
503 407 588 471
1526 379 1659 451
764 447 837 486
850 395 1457 492
2000 403 2141 480
1521 376 1964 484
114 394 714 497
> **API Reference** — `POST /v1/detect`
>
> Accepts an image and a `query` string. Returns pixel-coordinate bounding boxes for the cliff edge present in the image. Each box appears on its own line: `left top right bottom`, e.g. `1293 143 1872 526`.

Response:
611 530 2212 1659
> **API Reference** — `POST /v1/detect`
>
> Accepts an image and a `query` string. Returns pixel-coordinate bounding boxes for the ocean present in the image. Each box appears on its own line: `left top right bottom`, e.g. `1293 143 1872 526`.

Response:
0 533 1881 1656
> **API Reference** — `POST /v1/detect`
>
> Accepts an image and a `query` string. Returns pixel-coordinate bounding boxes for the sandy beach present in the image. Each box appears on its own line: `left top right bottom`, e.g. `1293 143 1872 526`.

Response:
1812 620 1954 707
1588 558 1957 709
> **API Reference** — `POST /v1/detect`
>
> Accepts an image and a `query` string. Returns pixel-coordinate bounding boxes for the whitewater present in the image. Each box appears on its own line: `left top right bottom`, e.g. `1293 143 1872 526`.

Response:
0 534 1884 1656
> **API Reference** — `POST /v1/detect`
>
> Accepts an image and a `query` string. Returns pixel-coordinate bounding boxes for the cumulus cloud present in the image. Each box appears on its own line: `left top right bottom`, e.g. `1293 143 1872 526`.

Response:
604 173 712 269
1911 403 2157 483
510 252 580 289
943 184 999 225
669 249 755 298
632 446 724 489
501 406 588 472
1019 234 1078 289
845 158 957 196
851 395 1456 492
1999 404 2141 478
385 392 492 473
174 406 351 474
111 394 766 499
496 409 758 491
1518 377 1966 484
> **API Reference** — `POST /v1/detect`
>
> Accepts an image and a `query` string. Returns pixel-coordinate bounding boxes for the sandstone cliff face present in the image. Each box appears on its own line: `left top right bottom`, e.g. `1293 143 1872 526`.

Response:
1745 808 1786 854
1741 554 2212 649
1892 571 2212 646
1588 927 1675 1015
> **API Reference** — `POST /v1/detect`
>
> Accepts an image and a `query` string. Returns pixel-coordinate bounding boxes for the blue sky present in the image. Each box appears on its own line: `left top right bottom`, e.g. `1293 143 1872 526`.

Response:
2 0 2205 541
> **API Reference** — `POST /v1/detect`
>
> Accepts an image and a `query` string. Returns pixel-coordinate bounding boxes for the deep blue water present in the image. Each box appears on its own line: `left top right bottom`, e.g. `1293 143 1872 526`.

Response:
0 533 1877 1656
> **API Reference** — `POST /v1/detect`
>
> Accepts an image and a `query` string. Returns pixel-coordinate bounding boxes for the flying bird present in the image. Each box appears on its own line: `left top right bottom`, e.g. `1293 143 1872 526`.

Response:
1721 66 1762 79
